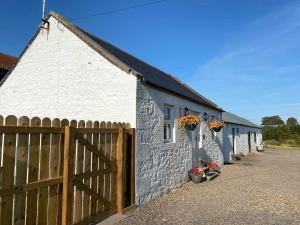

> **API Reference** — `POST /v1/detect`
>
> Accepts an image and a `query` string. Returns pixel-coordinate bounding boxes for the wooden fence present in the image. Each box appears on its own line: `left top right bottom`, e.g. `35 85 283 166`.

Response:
0 115 135 225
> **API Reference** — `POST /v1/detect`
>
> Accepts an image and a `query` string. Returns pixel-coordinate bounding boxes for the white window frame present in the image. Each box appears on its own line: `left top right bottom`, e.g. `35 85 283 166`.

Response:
163 105 174 143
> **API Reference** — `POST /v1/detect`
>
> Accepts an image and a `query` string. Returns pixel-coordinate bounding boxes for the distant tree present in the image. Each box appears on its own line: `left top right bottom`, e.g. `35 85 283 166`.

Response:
287 117 298 126
262 115 285 126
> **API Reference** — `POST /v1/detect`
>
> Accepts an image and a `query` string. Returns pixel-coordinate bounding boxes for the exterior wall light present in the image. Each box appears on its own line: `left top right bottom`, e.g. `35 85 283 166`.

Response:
204 112 208 121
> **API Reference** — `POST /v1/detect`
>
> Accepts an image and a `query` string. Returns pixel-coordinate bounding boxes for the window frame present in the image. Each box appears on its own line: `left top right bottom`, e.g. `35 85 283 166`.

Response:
163 105 174 143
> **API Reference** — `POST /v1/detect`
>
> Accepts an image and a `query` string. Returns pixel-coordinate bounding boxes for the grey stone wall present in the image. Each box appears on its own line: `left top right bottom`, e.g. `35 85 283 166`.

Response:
136 80 223 205
223 123 262 163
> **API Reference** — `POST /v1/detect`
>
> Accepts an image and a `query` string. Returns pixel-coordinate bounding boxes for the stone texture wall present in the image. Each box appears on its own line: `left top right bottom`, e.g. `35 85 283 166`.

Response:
136 80 223 205
223 123 262 163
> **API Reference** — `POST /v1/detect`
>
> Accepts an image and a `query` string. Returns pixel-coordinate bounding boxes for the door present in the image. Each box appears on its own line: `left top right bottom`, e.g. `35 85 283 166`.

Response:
191 125 200 167
248 132 251 153
232 128 235 154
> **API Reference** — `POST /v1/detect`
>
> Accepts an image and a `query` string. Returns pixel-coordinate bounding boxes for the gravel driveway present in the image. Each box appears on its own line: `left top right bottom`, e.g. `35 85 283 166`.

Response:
119 149 300 225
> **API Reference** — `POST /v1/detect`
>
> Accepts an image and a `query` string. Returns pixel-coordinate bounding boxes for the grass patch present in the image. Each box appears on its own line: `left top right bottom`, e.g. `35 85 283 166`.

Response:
265 144 300 151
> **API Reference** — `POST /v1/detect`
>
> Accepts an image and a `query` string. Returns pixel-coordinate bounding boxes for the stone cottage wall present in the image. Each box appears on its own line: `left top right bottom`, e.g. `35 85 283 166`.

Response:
136 80 223 204
223 123 262 163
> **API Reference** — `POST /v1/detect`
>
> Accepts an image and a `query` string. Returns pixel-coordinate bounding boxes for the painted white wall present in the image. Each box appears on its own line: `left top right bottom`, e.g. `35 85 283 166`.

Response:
136 81 223 204
223 123 262 163
0 16 137 126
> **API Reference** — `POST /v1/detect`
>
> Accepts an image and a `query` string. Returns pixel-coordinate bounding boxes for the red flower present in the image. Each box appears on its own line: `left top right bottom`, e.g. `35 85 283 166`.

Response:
207 162 218 168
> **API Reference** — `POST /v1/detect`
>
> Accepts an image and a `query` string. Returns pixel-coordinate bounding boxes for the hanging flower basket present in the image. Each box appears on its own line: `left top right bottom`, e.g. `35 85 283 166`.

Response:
178 114 201 131
186 124 197 130
209 121 225 132
213 126 222 132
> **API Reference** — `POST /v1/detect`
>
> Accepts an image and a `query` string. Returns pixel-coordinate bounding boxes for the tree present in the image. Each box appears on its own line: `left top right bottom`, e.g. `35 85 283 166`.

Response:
287 117 298 126
262 115 285 126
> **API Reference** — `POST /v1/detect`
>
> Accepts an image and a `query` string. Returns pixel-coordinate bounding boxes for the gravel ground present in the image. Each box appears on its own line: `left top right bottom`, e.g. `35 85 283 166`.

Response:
119 149 300 225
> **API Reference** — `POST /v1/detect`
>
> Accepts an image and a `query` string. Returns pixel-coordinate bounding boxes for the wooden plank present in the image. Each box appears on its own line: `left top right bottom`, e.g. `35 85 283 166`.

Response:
83 120 92 219
0 126 64 134
0 115 17 225
116 128 124 212
57 119 69 225
130 128 136 205
37 118 51 225
74 133 116 170
69 120 77 224
26 117 41 225
48 118 61 225
98 121 106 213
75 128 119 134
0 115 2 223
73 180 113 209
0 177 63 197
105 122 112 212
73 120 85 224
73 168 111 180
14 116 30 225
91 121 99 216
61 126 75 225
111 123 118 207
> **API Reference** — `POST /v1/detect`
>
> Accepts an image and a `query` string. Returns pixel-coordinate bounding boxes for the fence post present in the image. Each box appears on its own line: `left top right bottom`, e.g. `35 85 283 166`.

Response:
61 126 75 225
116 128 124 212
130 128 136 205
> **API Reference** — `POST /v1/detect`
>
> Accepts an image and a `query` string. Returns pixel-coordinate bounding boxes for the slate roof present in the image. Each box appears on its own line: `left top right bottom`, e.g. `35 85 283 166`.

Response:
223 112 260 128
49 12 223 112
0 52 17 71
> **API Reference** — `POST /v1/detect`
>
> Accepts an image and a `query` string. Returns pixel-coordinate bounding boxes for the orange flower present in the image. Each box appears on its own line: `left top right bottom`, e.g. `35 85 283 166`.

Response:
209 121 225 129
178 115 201 129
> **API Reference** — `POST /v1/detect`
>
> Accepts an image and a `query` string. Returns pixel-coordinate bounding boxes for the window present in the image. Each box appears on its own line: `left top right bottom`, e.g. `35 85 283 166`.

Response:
163 106 174 142
254 132 257 143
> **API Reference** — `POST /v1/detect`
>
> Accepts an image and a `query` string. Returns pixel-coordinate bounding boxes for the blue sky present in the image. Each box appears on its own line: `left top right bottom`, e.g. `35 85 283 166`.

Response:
1 0 299 124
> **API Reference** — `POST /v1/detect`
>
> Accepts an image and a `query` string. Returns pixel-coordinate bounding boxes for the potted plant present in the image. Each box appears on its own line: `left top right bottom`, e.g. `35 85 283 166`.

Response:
206 162 219 173
198 159 205 168
209 121 225 132
189 167 204 184
179 114 201 131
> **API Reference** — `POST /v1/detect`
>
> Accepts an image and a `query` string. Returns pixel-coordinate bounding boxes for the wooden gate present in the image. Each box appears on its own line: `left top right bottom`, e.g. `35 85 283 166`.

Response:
0 115 135 225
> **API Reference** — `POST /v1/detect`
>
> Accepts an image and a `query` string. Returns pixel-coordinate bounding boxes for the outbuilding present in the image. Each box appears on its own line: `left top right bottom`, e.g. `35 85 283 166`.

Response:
222 112 262 163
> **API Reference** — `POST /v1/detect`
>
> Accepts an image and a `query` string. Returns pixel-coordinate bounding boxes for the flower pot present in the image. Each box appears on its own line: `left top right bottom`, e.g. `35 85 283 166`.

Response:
213 126 222 132
208 167 218 173
190 174 203 184
186 124 196 131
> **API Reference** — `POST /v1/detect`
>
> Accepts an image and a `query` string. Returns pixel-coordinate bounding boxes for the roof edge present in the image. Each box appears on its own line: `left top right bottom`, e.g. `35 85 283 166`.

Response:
49 11 141 78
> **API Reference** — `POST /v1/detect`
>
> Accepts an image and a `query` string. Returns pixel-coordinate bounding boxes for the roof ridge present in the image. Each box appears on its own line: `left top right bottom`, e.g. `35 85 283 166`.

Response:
45 11 222 111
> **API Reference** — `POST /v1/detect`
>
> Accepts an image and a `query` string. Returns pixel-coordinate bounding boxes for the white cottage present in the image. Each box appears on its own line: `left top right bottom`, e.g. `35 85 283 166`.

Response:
222 112 262 163
0 12 224 204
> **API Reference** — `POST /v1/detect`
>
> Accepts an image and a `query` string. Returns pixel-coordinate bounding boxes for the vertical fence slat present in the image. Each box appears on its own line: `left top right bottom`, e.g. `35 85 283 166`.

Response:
1 115 17 225
37 118 51 225
26 117 41 225
98 122 106 213
61 126 75 225
130 128 136 205
83 121 92 218
106 122 112 210
91 121 99 216
14 116 30 225
73 120 85 223
48 118 61 225
111 123 118 206
0 115 3 222
116 128 124 212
